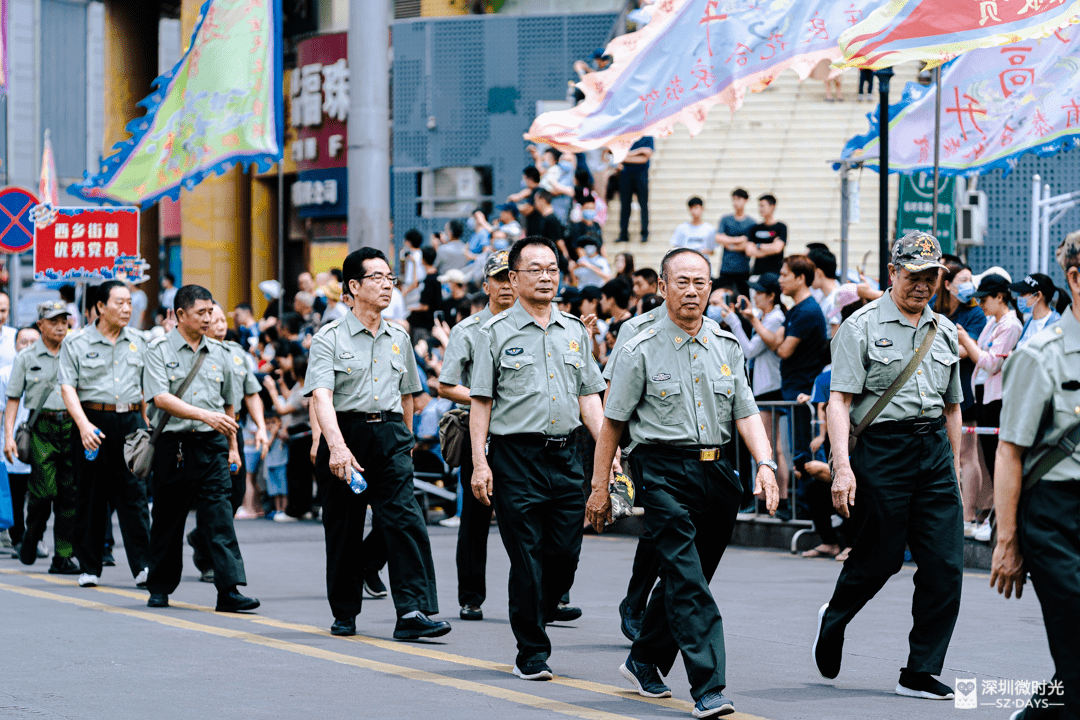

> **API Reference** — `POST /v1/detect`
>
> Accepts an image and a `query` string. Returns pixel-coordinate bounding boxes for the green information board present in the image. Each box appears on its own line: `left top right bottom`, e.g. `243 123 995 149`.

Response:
897 173 955 254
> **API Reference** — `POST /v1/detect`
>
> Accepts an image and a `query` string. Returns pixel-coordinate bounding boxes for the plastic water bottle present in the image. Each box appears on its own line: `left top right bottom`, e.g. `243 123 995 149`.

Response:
349 470 367 494
85 429 102 462
230 463 239 474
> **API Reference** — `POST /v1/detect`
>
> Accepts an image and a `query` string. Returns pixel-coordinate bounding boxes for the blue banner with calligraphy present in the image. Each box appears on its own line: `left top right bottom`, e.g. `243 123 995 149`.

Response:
840 26 1080 176
526 0 888 160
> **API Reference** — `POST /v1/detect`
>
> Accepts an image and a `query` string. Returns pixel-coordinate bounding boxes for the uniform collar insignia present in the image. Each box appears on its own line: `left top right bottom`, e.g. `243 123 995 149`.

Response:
506 347 524 356
166 361 180 368
874 339 893 348
86 351 99 358
338 352 354 360
651 372 671 381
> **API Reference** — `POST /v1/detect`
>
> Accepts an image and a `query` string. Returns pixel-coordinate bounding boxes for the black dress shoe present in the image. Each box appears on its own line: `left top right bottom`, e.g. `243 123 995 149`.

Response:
459 605 483 621
330 618 356 636
48 556 81 575
216 589 260 613
552 602 582 623
363 573 387 598
18 542 36 566
147 594 169 608
393 612 451 640
102 551 116 567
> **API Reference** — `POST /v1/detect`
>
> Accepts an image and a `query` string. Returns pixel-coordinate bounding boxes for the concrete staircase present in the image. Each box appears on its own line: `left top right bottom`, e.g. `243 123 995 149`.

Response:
603 62 925 281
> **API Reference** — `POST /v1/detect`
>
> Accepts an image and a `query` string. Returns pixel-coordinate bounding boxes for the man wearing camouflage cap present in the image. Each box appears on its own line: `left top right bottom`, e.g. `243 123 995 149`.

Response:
813 231 965 701
3 300 80 574
991 230 1080 719
437 250 516 621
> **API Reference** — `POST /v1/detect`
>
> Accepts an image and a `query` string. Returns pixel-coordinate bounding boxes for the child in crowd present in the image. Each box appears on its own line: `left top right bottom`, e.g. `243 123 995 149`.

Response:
264 414 289 520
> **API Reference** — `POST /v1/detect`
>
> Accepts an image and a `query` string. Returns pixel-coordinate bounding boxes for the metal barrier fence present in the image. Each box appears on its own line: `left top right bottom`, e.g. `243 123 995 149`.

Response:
733 400 812 524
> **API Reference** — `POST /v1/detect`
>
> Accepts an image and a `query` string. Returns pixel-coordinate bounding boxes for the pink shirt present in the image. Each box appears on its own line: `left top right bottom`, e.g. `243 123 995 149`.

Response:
973 313 1023 403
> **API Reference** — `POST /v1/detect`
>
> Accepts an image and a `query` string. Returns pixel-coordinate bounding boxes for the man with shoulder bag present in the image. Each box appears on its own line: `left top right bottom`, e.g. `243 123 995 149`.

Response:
438 250 516 621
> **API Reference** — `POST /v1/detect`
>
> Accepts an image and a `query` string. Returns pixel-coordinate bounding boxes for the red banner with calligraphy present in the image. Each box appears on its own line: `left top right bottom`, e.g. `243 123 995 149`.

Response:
33 207 143 282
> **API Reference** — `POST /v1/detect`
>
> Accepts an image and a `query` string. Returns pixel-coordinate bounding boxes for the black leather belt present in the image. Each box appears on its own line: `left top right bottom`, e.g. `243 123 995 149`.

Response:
39 411 70 421
498 433 571 449
863 416 946 436
635 444 723 462
83 401 138 413
338 411 403 424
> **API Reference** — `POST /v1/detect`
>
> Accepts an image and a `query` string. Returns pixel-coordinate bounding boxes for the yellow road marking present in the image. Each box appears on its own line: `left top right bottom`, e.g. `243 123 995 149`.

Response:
0 568 772 720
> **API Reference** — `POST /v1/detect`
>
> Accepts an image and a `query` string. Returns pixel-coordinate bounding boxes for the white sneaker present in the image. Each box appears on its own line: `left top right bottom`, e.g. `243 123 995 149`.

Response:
963 522 977 538
273 512 297 523
37 541 48 558
0 529 12 549
135 567 149 587
439 516 461 528
78 573 99 588
973 520 992 543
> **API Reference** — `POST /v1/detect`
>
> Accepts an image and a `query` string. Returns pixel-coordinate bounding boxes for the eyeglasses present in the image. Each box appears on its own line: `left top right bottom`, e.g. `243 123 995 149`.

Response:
515 267 560 278
359 273 398 285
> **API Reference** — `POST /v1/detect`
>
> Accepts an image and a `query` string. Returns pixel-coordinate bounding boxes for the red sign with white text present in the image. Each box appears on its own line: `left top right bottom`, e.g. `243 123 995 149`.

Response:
34 206 142 282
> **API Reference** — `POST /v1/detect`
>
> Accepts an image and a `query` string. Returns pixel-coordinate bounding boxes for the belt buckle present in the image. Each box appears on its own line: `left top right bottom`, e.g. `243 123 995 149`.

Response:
699 448 718 462
544 437 565 449
116 402 133 413
365 412 383 423
913 423 932 435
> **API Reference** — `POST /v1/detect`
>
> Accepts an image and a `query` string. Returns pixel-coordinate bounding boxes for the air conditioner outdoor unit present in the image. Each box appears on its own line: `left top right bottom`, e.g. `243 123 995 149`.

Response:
957 190 988 246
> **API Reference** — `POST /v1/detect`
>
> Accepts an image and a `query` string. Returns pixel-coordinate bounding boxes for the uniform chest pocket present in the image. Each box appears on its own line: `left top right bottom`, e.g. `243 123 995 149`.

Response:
126 354 144 372
562 353 584 390
646 381 683 423
80 355 108 381
499 354 535 396
865 346 905 391
712 377 735 419
930 351 958 394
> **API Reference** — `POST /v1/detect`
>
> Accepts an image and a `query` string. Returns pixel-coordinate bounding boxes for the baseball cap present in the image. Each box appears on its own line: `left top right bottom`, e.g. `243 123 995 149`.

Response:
437 269 468 285
972 273 1011 298
891 231 947 273
749 272 781 296
1008 273 1055 298
38 300 69 321
972 266 1012 286
555 287 581 305
496 203 520 220
485 250 510 278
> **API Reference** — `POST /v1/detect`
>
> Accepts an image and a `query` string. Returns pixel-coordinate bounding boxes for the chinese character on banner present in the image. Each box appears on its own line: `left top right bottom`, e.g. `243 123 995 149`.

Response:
639 89 661 117
321 59 349 122
34 207 142 282
700 1 729 56
726 43 752 66
945 88 988 140
1032 108 1053 136
300 63 323 127
759 33 787 60
690 59 718 90
1063 98 1080 127
845 2 863 25
805 12 829 43
663 75 685 104
999 46 1035 97
980 0 1003 25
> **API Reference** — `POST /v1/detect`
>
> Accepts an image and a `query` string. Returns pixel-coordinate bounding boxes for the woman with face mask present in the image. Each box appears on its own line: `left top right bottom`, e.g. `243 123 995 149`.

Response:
934 260 992 533
1009 273 1062 348
958 273 1025 542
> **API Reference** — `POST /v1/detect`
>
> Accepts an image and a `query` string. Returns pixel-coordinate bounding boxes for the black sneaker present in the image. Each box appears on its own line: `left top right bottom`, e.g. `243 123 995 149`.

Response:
812 603 842 680
618 597 643 641
619 654 671 698
48 556 81 575
692 690 734 718
513 660 554 681
102 550 116 567
216 589 261 613
393 612 451 640
363 573 388 599
147 593 169 608
459 605 483 621
895 669 955 700
331 617 356 636
552 602 582 622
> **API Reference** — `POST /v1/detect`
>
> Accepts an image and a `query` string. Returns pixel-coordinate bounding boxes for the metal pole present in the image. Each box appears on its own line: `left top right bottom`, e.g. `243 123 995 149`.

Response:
875 67 894 287
840 162 850 283
348 0 391 255
932 66 941 239
278 162 285 313
9 251 19 327
1030 174 1042 273
1041 184 1051 276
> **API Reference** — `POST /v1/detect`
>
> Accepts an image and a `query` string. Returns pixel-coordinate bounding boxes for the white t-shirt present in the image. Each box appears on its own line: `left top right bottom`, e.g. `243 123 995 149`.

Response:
0 362 30 474
669 221 718 253
403 249 426 307
0 326 17 368
574 253 611 288
382 287 407 322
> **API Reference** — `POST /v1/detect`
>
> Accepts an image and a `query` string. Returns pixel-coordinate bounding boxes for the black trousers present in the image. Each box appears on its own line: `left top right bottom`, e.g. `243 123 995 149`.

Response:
1018 480 1080 719
191 426 247 573
286 430 314 518
317 415 438 621
7 472 29 545
629 449 742 701
618 170 649 243
488 435 585 667
73 409 151 578
147 432 247 595
821 426 963 674
624 535 661 616
456 437 494 608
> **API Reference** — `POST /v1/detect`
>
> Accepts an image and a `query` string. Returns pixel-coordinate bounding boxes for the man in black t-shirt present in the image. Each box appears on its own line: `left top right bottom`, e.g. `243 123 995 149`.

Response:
408 246 442 331
535 190 567 255
745 194 787 276
518 193 544 238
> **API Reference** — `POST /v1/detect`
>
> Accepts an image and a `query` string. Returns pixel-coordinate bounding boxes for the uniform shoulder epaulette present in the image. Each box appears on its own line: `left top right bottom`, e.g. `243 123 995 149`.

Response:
313 320 339 338
623 324 661 352
558 309 586 326
387 319 409 333
481 311 510 332
458 314 484 329
148 335 169 349
707 323 738 342
206 337 226 348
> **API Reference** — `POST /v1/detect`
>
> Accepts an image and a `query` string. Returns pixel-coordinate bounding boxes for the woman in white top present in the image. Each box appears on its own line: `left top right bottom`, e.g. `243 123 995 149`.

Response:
713 273 788 502
1010 273 1062 348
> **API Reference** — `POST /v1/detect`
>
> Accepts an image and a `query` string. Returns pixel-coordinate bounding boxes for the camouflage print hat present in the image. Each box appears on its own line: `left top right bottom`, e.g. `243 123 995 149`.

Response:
1056 230 1080 274
37 300 69 321
892 231 947 273
485 249 510 278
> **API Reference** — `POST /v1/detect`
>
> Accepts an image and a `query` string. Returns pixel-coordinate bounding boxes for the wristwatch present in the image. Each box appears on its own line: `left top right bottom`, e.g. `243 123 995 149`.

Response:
758 459 778 473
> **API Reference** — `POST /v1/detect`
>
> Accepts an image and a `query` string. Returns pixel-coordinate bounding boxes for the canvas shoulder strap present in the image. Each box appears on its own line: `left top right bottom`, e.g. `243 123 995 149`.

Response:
148 346 209 445
1023 420 1080 491
852 314 939 439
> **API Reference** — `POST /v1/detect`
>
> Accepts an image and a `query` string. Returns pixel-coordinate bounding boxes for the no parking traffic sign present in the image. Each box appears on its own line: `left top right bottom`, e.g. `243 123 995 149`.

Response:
0 187 40 253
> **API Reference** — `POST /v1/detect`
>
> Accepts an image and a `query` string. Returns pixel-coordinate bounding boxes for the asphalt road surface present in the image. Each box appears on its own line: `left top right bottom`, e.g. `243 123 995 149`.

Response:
0 517 1054 720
